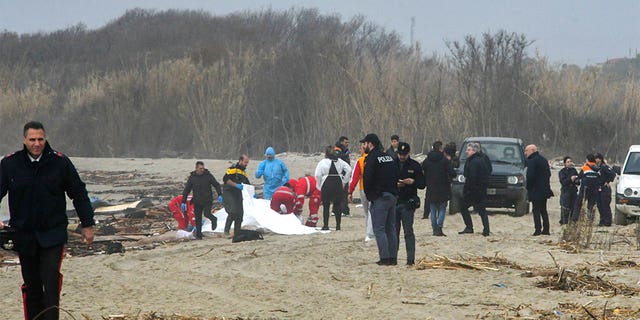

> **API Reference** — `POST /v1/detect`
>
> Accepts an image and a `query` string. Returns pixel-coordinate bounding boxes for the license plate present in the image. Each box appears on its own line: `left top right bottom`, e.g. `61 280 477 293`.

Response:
487 188 496 195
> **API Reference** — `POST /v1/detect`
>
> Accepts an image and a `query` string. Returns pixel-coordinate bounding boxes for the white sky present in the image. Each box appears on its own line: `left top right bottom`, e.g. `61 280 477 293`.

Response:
0 0 639 66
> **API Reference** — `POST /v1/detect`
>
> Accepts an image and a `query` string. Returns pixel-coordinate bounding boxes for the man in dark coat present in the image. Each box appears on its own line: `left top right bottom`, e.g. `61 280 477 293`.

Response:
422 141 456 236
525 144 554 235
333 136 351 217
458 142 491 236
181 161 222 239
0 121 95 320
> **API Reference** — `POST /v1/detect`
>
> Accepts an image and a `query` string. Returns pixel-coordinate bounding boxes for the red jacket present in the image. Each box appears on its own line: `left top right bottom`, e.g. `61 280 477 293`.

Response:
168 195 195 228
270 185 297 214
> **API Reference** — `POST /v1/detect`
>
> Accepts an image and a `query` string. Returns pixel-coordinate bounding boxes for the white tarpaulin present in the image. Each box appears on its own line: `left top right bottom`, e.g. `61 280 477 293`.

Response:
201 185 321 235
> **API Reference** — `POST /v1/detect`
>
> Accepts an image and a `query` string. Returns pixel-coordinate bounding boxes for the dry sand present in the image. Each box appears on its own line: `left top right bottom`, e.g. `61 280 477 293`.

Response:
1 154 639 319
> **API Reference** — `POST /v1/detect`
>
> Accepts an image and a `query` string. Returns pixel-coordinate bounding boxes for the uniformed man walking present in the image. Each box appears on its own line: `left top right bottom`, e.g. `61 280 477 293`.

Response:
0 121 95 320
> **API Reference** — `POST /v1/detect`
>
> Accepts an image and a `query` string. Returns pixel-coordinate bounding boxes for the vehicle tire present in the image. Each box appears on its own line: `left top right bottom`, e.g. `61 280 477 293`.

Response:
513 200 529 217
449 196 461 214
614 208 629 226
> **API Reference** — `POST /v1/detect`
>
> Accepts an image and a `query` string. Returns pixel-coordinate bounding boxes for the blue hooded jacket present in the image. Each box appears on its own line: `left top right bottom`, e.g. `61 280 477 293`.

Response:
255 147 290 199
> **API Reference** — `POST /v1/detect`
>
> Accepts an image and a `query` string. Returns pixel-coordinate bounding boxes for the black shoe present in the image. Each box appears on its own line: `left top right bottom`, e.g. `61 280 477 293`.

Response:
482 231 490 237
376 259 391 266
335 226 341 231
439 231 447 237
541 231 550 235
458 228 474 234
389 258 398 265
532 231 541 236
195 233 203 240
406 259 415 266
321 226 329 231
342 213 350 217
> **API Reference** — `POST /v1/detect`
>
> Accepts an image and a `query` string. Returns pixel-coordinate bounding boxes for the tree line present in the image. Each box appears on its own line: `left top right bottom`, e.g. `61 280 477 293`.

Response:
0 8 638 162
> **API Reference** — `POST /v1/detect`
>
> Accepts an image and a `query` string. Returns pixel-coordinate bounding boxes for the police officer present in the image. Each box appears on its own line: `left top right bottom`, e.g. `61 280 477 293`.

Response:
594 153 615 226
395 142 425 265
181 161 222 239
361 133 399 266
0 121 95 320
223 155 251 237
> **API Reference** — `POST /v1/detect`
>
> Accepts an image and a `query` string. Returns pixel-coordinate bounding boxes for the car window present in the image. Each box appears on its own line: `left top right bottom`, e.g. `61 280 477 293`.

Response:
460 142 523 164
623 152 640 175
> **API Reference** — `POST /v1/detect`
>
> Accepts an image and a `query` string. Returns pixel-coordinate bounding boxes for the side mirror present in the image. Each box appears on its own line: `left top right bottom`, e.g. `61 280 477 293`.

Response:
612 165 621 175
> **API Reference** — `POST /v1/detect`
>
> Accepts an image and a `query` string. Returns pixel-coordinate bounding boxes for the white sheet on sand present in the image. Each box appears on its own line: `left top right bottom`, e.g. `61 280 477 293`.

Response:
200 185 320 235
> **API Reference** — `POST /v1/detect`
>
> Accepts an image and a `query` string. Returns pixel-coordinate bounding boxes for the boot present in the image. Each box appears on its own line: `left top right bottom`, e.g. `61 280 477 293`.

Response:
334 211 342 230
322 207 330 230
376 258 392 266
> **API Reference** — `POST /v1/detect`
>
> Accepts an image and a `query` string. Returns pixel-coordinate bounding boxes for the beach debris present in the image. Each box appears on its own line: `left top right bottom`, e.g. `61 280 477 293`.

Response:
534 266 640 297
481 302 640 320
66 205 179 257
414 253 523 271
366 282 374 299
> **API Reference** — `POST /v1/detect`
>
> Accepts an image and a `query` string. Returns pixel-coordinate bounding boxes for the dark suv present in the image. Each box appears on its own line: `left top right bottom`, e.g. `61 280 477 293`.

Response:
450 137 529 216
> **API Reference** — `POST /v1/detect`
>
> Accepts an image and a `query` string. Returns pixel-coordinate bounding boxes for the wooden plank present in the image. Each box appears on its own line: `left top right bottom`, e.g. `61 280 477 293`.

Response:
94 200 143 213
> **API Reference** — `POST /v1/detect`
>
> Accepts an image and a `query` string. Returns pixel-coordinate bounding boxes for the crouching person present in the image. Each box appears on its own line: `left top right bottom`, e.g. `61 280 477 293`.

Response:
270 183 299 221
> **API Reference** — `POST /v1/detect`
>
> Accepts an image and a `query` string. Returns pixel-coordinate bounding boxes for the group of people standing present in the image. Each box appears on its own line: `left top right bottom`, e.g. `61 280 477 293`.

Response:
559 152 616 227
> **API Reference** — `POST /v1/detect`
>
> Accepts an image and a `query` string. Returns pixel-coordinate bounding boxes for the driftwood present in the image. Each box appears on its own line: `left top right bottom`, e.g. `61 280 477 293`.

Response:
414 253 523 271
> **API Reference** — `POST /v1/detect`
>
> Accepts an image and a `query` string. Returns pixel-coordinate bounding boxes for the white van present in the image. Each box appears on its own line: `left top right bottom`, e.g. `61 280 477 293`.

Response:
615 145 640 225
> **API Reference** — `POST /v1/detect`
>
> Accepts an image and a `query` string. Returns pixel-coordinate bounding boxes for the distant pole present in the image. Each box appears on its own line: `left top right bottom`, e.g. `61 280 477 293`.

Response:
410 17 415 48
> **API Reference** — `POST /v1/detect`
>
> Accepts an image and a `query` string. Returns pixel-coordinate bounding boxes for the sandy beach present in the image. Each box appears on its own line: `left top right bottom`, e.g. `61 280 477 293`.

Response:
1 154 639 319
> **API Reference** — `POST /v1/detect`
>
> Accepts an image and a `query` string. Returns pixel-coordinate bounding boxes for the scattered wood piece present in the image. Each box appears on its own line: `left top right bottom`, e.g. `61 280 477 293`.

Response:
366 283 374 299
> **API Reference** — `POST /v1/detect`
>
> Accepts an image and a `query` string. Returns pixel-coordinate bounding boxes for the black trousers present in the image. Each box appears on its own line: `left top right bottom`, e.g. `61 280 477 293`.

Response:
597 186 612 226
18 244 65 320
531 199 550 233
193 202 216 236
460 199 489 233
321 178 343 229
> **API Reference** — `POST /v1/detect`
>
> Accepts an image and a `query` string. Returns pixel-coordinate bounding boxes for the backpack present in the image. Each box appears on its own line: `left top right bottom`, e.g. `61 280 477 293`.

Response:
232 229 264 243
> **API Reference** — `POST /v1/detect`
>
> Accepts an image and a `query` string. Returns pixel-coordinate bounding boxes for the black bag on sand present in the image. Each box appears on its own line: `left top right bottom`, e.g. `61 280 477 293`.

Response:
232 229 264 243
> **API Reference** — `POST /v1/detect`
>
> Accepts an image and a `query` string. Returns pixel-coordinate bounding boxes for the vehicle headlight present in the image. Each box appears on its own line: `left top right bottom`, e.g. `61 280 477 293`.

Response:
507 176 519 184
456 174 466 183
624 188 633 197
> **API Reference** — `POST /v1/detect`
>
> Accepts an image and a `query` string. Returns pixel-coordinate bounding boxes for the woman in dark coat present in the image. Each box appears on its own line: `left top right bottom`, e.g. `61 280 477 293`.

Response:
558 156 579 225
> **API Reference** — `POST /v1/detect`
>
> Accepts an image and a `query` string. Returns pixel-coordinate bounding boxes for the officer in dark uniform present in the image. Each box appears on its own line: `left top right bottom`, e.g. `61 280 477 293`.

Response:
594 153 615 226
181 161 222 239
222 155 251 237
394 142 425 265
361 133 399 266
0 121 95 320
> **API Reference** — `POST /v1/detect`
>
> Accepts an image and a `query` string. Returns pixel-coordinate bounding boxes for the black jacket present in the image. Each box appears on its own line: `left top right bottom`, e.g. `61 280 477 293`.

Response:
397 157 426 203
422 150 456 203
182 169 222 205
0 142 94 253
558 167 579 194
598 163 616 187
363 148 398 202
463 152 490 204
526 151 553 201
334 142 350 164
